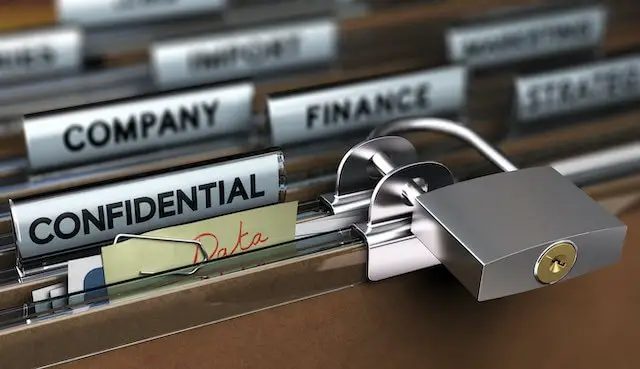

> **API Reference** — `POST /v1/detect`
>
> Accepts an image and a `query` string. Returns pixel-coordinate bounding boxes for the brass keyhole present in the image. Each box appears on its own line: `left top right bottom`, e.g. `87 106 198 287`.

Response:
534 241 577 284
549 256 567 274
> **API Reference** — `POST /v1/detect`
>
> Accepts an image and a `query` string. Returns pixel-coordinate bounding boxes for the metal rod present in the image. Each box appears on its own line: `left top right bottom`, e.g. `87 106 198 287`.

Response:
371 152 425 205
370 152 398 174
551 141 640 185
369 118 518 173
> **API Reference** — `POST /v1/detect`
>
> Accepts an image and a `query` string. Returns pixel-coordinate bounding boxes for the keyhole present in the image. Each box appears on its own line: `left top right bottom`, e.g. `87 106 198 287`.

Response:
534 241 577 284
549 258 567 274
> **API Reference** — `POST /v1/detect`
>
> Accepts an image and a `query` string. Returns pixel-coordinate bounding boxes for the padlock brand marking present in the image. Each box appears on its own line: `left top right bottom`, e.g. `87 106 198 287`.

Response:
534 241 577 284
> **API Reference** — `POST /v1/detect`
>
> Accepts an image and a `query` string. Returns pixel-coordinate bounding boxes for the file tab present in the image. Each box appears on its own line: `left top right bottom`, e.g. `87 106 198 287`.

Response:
24 83 254 172
268 66 466 145
152 19 338 88
515 55 640 122
11 151 285 259
57 0 227 27
447 6 607 67
0 27 82 83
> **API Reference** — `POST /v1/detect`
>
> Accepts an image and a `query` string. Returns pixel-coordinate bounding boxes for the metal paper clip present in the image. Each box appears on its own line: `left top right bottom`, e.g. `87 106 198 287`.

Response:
112 234 209 276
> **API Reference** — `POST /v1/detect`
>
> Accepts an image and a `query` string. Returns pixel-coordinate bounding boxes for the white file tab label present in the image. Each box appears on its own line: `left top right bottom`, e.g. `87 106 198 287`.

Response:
268 66 466 145
447 6 607 67
24 83 254 172
11 151 284 259
152 19 338 88
0 27 82 82
57 0 227 27
516 55 640 122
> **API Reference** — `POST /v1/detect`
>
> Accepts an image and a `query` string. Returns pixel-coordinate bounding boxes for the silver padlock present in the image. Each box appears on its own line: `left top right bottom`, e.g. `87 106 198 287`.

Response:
370 118 627 301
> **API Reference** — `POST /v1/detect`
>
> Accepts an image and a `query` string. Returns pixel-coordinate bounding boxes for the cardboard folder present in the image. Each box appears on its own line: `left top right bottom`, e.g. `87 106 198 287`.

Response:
64 207 640 369
0 166 635 368
56 184 640 369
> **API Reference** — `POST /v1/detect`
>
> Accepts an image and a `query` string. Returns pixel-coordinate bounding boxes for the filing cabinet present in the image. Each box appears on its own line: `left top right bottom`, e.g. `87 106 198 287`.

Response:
0 0 637 368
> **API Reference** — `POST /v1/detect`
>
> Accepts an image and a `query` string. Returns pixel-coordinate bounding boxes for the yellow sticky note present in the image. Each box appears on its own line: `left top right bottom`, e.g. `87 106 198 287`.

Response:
101 202 298 284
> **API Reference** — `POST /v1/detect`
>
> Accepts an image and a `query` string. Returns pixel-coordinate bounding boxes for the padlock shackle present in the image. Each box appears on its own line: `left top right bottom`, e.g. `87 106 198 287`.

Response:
368 118 518 173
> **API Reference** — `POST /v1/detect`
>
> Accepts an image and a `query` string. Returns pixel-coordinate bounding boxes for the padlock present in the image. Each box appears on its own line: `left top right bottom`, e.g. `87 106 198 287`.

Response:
370 118 627 301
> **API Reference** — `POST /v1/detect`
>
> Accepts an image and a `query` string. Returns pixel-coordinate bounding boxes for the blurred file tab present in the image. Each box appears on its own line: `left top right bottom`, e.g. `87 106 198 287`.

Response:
515 55 640 122
57 0 228 27
447 5 607 68
23 83 254 172
0 27 82 83
152 19 338 88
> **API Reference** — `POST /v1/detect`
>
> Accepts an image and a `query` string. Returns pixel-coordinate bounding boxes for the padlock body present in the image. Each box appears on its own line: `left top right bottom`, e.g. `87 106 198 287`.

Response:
412 166 627 301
